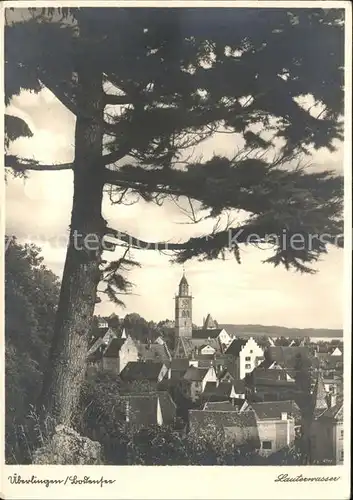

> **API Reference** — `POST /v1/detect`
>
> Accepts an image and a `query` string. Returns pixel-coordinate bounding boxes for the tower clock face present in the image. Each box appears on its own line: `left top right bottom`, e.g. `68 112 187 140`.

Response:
182 299 189 306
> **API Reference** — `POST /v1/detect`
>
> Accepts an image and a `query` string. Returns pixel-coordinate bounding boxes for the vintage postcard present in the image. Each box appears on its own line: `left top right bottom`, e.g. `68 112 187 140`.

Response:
1 1 351 499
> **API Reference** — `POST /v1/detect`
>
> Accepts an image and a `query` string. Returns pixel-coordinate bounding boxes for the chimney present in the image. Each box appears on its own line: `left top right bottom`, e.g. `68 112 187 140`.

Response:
330 393 337 408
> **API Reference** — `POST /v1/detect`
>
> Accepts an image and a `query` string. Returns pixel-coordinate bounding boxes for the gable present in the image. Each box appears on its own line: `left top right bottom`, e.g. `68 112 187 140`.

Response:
201 344 216 355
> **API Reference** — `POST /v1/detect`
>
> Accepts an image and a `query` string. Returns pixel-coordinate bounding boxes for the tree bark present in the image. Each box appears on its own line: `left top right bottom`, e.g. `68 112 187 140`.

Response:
39 15 105 426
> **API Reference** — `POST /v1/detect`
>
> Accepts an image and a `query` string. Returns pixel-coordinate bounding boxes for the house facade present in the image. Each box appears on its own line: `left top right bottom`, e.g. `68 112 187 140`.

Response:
189 400 297 456
310 402 344 465
247 401 299 456
183 365 217 401
226 337 264 380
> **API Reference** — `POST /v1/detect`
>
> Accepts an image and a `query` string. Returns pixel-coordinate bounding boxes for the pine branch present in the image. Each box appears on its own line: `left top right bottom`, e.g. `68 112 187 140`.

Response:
5 155 73 172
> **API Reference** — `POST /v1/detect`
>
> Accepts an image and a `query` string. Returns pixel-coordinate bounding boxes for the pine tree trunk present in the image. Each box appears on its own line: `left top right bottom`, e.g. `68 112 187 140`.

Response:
39 15 105 426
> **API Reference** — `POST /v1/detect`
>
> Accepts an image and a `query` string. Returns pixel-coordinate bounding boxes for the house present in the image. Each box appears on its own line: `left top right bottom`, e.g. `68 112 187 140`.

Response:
174 336 223 359
120 361 168 384
247 367 299 402
168 358 190 380
189 400 298 456
137 342 172 364
183 365 217 401
245 400 298 456
100 338 125 374
87 329 131 375
189 408 261 449
199 344 216 356
202 379 246 403
88 326 118 352
192 328 233 348
118 392 177 427
310 400 344 465
225 337 264 379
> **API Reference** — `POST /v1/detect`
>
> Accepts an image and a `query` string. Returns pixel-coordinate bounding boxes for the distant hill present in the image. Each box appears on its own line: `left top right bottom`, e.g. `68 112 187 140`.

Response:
219 324 343 339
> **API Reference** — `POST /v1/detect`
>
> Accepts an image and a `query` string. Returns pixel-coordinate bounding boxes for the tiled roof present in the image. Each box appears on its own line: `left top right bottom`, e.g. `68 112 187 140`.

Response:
189 409 260 448
175 337 222 357
120 361 165 381
137 343 171 363
252 367 289 382
171 358 189 370
103 337 125 357
203 381 232 397
225 338 248 357
233 379 246 393
249 400 301 420
184 366 209 382
190 408 258 428
192 328 223 339
203 314 219 330
118 391 176 426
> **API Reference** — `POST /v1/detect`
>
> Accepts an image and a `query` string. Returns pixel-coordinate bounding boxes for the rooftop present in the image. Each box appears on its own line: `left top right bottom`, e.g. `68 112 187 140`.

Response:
249 400 301 420
192 328 223 340
120 361 165 381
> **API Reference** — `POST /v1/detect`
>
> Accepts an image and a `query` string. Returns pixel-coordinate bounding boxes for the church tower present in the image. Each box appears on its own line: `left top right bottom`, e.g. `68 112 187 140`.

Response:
175 272 192 338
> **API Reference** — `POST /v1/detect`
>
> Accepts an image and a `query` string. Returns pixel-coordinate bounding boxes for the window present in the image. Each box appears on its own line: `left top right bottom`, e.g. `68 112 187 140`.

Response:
250 350 253 354
340 450 344 461
340 429 344 439
245 356 251 361
262 441 272 450
245 364 251 369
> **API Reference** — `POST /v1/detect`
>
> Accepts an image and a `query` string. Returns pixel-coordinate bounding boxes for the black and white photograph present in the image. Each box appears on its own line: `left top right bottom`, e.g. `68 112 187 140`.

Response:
1 1 351 496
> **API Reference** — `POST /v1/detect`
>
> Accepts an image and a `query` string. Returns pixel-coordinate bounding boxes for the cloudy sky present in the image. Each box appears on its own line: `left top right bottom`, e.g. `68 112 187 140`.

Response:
6 78 344 329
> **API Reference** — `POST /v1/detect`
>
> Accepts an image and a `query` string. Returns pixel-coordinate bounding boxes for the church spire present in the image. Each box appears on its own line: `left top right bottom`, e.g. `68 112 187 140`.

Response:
178 270 189 296
312 370 328 416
